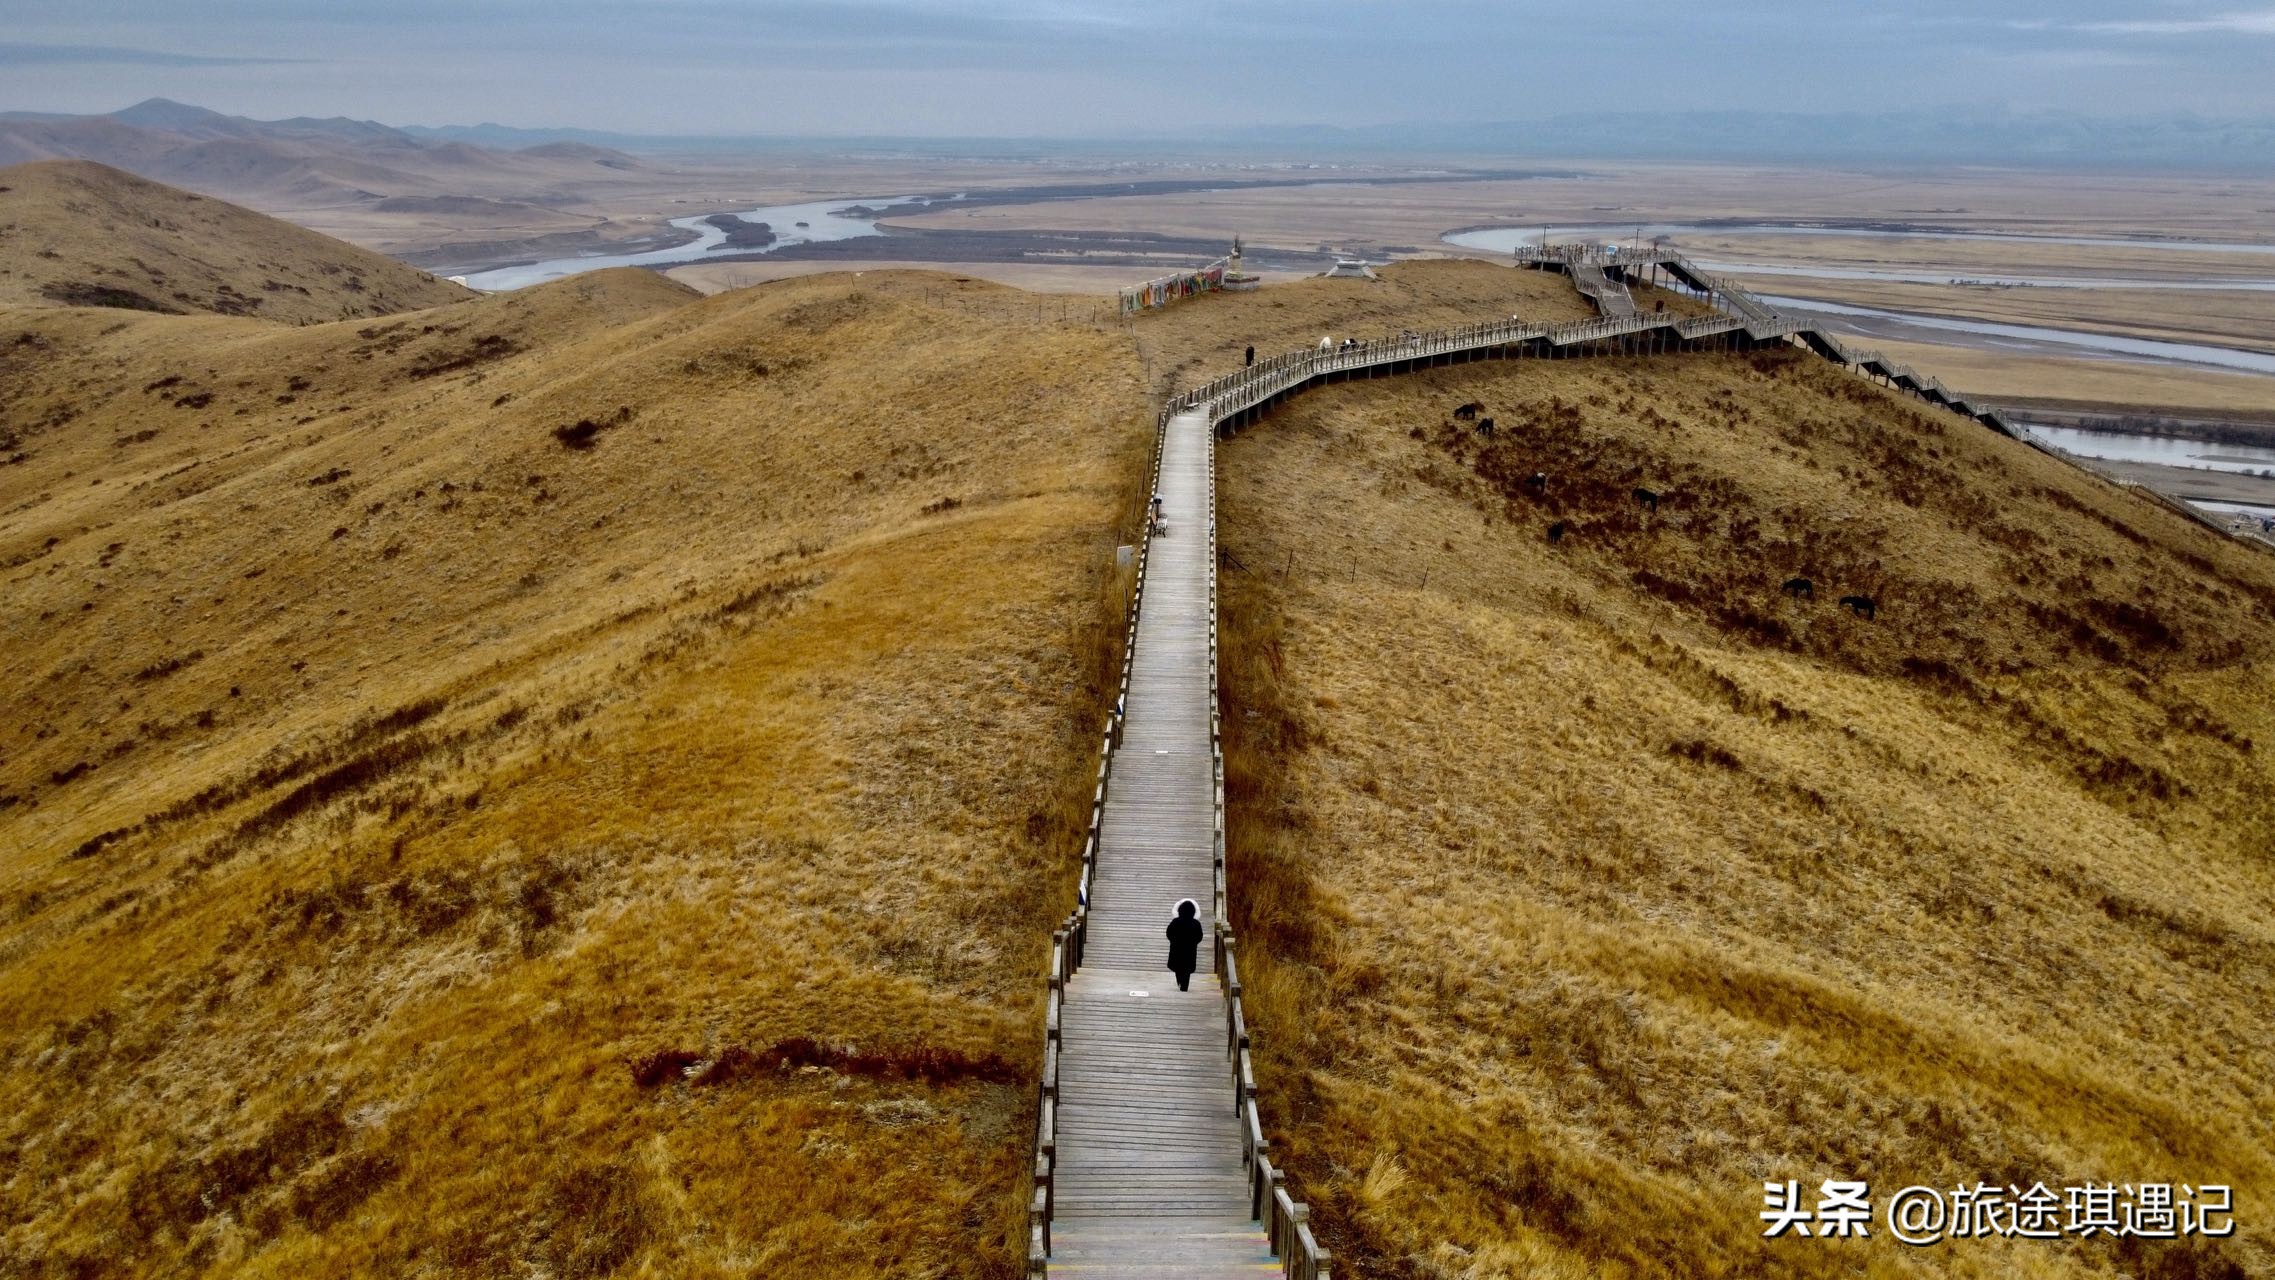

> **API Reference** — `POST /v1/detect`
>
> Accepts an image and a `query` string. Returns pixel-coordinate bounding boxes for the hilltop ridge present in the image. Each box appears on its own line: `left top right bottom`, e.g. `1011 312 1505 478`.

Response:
0 159 473 321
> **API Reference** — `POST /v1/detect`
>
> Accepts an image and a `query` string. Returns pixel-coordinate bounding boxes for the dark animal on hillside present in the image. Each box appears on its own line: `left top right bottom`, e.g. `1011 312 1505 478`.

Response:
1783 577 1814 599
1525 472 1547 494
1452 402 1482 421
1632 487 1660 513
1547 521 1566 544
1840 594 1877 620
1476 417 1495 437
1655 299 1666 313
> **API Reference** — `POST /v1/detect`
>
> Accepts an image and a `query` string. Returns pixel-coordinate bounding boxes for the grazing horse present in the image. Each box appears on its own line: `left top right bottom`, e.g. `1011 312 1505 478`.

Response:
1839 594 1877 620
1547 521 1567 544
1453 402 1482 421
1632 487 1660 513
1525 472 1547 494
1783 577 1814 599
1476 417 1495 437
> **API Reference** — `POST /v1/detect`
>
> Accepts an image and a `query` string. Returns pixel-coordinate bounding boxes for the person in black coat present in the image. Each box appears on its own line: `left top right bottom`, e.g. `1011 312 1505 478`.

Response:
1166 899 1204 991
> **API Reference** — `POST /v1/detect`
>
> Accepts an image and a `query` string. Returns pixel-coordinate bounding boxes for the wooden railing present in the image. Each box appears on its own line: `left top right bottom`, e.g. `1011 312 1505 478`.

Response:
1152 249 2023 450
1516 242 2016 435
1157 306 1803 440
1029 394 1332 1278
1027 401 1165 1276
1201 385 1334 1280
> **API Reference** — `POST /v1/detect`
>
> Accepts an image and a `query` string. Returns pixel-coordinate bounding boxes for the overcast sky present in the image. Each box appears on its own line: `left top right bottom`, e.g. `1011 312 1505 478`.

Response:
3 1 2273 135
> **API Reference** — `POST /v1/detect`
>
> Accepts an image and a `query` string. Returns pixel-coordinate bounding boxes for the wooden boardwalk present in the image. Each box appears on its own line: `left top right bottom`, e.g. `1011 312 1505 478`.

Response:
1049 409 1276 1276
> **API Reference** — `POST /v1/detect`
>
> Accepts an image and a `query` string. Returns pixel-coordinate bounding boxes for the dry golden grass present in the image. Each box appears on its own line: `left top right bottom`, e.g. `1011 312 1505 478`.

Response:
16 192 2270 1277
0 160 472 322
1217 347 2275 1278
0 257 1148 1276
0 211 1618 1278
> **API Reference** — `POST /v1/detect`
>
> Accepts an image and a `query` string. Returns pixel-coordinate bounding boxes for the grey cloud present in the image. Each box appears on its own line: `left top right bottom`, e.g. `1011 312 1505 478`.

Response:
2078 10 2275 35
0 1 2268 136
0 42 307 67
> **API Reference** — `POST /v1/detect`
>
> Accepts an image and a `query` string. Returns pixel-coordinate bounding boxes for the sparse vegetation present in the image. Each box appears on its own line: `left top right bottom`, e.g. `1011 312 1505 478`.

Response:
1 247 1147 1277
407 331 519 379
11 178 2270 1279
552 405 633 450
38 280 181 312
1217 347 2275 1278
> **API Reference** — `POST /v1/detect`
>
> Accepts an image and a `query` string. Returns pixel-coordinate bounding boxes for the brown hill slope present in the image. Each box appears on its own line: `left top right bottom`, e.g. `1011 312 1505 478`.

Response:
0 160 473 322
11 235 2270 1277
1218 346 2275 1277
0 266 1147 1277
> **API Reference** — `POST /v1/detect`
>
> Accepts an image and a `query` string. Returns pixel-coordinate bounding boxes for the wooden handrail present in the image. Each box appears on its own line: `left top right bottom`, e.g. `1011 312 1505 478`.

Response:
1173 257 1998 445
1026 378 1187 1273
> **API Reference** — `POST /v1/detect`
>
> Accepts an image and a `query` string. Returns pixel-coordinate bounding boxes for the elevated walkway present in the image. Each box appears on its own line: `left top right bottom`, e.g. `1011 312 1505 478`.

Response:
1510 241 2016 437
1029 401 1327 1277
1048 407 1275 1275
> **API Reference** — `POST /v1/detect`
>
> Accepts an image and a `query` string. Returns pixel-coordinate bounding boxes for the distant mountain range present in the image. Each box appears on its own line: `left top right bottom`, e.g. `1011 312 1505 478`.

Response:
0 99 646 209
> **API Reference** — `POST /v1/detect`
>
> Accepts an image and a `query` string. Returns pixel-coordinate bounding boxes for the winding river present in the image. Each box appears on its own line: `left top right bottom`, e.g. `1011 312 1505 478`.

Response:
2016 426 2275 475
1673 261 2275 292
462 196 923 291
1754 294 2275 376
1445 224 2275 378
473 208 2275 381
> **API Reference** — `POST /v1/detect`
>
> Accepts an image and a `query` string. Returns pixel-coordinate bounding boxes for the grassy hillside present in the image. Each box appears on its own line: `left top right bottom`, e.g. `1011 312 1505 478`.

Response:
0 265 1147 1277
14 182 2266 1279
1217 346 2275 1277
0 160 471 322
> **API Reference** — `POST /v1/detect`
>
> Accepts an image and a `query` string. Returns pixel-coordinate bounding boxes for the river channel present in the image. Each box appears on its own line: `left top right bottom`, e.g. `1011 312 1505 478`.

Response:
462 196 922 291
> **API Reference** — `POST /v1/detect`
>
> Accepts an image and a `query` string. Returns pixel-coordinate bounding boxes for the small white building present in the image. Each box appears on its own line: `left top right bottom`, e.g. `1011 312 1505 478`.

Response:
1321 259 1377 280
